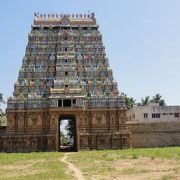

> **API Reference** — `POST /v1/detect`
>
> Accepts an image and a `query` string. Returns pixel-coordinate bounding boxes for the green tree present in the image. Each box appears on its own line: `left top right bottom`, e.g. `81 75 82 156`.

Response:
122 93 136 108
0 94 5 115
137 96 150 106
150 93 166 106
65 120 75 138
60 131 66 145
0 93 6 126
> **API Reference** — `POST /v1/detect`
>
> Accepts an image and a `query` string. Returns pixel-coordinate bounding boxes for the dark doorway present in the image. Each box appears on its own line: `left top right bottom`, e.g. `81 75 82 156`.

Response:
58 115 77 152
63 99 71 107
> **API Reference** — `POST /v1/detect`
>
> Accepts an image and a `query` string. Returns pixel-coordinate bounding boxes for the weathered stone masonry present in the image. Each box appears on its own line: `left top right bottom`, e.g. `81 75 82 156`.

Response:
1 13 131 152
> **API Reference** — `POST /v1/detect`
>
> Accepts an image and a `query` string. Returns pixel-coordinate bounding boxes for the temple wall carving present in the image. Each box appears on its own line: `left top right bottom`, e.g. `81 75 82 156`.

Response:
1 13 131 152
1 108 131 152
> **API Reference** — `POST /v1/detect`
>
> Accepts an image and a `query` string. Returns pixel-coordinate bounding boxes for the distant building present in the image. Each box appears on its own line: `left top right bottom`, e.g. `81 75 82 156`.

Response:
127 103 180 122
127 103 180 148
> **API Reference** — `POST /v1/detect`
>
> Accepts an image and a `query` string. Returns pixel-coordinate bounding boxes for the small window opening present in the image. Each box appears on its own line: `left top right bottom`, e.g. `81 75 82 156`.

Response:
144 113 148 119
174 113 179 118
58 100 62 107
73 99 76 104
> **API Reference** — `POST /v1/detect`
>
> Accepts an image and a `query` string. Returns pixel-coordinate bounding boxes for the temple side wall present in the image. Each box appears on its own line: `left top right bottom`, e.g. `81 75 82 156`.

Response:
1 108 131 152
0 127 6 151
127 121 180 148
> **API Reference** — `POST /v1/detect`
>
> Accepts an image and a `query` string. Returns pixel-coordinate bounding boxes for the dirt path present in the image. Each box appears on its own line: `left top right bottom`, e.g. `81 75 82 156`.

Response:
61 153 84 180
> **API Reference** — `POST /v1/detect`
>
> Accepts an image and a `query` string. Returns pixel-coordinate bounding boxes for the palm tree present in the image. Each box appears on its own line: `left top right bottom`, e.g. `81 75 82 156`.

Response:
151 93 166 106
137 96 150 106
151 94 162 103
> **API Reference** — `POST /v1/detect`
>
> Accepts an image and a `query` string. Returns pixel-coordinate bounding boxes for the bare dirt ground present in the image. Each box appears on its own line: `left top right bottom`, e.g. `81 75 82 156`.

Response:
114 158 180 180
86 158 180 180
61 153 84 180
1 159 46 178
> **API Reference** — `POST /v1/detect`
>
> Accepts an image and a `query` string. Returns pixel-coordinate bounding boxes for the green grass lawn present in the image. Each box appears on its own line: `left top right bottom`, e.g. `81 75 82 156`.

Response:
0 147 180 180
69 147 180 161
68 147 180 180
0 152 74 180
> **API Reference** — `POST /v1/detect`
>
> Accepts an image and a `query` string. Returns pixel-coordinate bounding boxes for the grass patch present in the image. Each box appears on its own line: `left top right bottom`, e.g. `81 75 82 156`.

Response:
0 147 180 180
131 154 138 159
68 147 180 179
161 175 175 180
0 152 74 180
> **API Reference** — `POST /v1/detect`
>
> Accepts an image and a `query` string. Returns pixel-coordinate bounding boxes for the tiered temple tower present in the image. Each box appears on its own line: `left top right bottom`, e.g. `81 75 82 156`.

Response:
2 13 131 152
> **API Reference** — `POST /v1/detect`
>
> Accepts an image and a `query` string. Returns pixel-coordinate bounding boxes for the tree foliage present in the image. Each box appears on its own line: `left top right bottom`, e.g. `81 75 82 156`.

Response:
137 93 166 106
0 93 5 113
137 96 150 106
122 93 166 108
150 93 166 106
65 120 75 138
122 93 136 108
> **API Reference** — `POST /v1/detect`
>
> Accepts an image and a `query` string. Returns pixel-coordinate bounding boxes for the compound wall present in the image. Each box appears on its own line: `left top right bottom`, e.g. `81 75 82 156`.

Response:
127 121 180 148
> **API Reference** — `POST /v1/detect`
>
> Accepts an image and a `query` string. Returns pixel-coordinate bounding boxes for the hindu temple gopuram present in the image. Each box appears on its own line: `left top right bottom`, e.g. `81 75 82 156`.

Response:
1 13 131 152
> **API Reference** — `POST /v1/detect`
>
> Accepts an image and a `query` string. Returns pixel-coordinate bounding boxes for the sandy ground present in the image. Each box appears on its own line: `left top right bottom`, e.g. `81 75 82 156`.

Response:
1 159 46 178
61 153 84 180
87 157 180 180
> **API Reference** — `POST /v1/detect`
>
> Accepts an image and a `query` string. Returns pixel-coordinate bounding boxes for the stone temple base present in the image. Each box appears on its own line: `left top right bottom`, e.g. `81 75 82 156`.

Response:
1 108 131 152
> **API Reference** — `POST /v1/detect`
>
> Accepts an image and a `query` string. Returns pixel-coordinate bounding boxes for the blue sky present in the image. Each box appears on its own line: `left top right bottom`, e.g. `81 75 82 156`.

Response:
0 0 180 110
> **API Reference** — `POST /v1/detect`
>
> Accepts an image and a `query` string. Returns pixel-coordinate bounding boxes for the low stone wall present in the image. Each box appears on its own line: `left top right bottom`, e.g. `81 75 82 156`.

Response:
127 121 180 148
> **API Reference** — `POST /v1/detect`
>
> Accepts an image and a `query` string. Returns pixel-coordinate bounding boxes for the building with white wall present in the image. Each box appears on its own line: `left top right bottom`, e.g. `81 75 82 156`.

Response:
127 103 180 122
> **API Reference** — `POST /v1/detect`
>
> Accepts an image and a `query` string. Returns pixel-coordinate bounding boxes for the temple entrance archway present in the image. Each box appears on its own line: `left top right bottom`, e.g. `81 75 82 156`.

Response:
58 115 77 152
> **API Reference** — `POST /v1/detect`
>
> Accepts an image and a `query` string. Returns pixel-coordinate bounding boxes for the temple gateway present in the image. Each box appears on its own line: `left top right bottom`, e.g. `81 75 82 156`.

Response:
2 13 131 152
